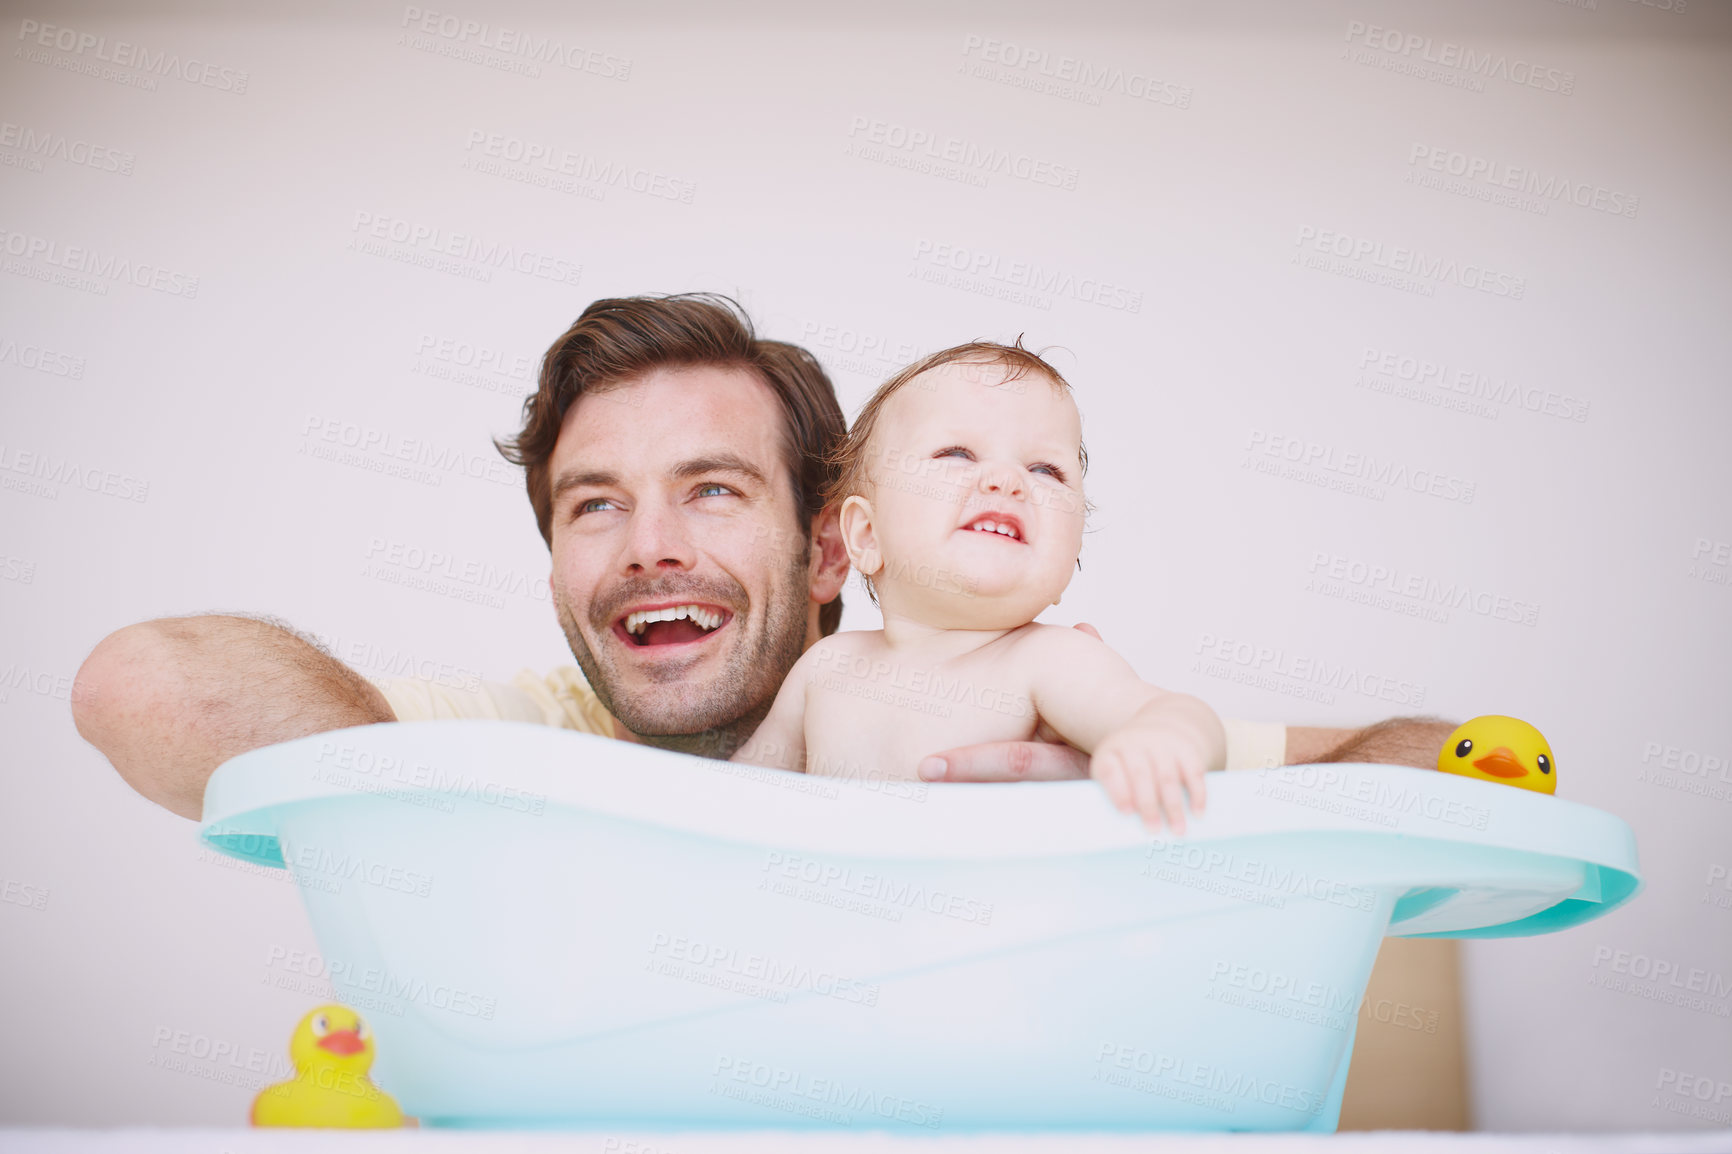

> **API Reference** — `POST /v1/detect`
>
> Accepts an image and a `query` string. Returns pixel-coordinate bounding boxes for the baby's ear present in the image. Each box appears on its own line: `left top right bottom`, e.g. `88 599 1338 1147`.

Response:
838 495 882 576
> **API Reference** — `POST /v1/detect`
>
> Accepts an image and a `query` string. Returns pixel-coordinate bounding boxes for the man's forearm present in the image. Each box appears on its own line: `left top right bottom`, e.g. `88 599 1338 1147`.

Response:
73 614 394 821
1287 716 1458 770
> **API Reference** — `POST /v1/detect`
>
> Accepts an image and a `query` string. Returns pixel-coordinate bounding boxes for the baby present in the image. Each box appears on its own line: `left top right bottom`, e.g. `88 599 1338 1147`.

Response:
732 341 1224 833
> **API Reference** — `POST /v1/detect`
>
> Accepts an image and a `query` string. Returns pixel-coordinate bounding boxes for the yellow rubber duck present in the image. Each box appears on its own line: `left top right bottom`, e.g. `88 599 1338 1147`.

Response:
1436 715 1557 795
251 1004 407 1128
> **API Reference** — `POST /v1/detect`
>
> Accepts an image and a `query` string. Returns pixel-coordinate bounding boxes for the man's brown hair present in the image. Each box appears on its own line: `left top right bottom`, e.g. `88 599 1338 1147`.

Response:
495 293 846 636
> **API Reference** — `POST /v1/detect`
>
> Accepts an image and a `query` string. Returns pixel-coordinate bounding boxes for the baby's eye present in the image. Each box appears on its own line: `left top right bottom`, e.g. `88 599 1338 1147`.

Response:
933 446 974 462
1029 462 1067 482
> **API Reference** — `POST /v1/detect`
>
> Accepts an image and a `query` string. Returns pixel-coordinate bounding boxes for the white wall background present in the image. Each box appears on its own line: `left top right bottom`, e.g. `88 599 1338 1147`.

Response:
1 0 1727 1132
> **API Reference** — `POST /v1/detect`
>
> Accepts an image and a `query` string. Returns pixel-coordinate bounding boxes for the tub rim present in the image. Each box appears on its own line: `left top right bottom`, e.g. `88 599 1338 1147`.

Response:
200 720 1641 939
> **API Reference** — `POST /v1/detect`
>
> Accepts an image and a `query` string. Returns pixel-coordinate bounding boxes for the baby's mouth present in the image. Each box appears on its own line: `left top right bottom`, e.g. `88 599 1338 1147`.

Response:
961 513 1026 542
614 603 731 647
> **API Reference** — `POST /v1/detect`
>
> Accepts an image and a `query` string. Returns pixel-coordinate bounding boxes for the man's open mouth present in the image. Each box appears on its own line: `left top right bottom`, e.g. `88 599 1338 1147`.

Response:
614 602 731 648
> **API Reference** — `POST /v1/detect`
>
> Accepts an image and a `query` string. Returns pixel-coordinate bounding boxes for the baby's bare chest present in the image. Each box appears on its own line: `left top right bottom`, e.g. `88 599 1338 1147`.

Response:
800 650 1041 782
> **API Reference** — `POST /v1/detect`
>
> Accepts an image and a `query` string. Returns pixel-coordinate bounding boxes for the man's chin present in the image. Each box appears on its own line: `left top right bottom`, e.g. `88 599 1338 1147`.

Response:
603 632 724 685
590 647 754 740
606 684 765 756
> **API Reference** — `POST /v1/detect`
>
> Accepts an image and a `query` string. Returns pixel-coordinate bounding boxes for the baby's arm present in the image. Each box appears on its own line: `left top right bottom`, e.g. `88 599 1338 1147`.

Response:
1024 627 1226 834
729 645 819 772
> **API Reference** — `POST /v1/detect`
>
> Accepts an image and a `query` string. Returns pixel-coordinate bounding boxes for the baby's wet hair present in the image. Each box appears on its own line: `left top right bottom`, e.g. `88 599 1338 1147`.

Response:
824 337 1088 512
826 338 1091 604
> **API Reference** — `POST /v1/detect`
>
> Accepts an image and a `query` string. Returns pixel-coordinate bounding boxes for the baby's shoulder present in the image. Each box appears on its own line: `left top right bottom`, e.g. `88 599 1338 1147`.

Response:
1006 624 1146 700
1000 621 1107 659
808 628 887 655
795 628 888 673
992 623 1130 684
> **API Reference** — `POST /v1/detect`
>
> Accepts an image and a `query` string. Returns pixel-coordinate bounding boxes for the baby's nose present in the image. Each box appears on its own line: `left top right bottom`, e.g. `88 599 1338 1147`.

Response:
978 461 1026 496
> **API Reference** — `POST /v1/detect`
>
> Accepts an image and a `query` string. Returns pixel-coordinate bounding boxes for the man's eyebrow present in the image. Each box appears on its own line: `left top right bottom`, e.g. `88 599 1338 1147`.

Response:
550 455 768 503
671 454 768 486
551 469 617 503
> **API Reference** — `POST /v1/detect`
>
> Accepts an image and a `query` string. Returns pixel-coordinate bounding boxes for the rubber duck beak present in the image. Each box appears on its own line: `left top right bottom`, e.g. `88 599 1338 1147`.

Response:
1472 746 1528 779
316 1029 365 1055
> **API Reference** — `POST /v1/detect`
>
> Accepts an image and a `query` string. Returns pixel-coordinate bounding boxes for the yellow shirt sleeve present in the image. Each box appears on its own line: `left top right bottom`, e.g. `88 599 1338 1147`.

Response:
372 666 616 737
1222 717 1287 770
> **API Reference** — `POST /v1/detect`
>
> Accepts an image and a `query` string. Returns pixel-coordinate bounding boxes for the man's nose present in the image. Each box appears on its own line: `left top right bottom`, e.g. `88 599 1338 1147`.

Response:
977 460 1026 499
619 500 696 574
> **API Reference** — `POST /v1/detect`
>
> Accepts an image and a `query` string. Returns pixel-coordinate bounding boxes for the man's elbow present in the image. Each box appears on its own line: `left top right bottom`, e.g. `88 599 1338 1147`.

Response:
72 621 203 817
72 621 169 747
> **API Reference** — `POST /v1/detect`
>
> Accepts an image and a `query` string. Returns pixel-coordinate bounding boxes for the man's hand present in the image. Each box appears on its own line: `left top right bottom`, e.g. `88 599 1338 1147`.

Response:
916 730 1091 783
916 622 1101 783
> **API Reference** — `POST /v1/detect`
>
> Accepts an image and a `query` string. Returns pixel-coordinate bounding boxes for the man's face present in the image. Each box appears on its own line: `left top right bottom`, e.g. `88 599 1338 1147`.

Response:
546 365 820 756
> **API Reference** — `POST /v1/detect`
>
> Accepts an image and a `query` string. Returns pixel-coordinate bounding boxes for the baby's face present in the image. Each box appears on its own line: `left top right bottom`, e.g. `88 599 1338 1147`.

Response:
858 360 1086 629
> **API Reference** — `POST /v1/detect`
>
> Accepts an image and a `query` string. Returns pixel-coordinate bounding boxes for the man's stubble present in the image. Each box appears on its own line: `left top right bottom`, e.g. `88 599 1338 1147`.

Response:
553 540 813 760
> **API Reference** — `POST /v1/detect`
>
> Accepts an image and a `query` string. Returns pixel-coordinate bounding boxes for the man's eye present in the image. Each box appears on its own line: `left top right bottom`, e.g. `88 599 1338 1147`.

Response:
574 497 616 517
695 483 734 498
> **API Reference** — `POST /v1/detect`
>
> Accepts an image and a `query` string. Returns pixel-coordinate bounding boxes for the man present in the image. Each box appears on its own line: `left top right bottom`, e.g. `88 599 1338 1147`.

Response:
73 294 1454 820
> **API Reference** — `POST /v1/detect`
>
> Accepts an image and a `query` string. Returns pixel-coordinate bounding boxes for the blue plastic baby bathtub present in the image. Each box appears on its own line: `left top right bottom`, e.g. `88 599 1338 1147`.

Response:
201 721 1639 1132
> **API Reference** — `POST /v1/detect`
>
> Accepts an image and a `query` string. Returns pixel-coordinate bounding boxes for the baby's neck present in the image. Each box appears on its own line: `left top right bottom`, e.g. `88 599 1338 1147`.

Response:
878 610 1026 661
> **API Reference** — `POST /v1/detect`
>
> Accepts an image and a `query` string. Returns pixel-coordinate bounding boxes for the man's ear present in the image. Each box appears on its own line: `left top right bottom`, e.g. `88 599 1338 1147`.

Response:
838 495 882 577
807 503 851 605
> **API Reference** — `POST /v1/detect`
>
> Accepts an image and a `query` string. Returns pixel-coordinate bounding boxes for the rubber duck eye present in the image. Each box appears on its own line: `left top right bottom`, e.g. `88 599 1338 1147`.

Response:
355 1017 370 1041
1537 754 1551 774
1454 739 1473 758
310 1014 330 1037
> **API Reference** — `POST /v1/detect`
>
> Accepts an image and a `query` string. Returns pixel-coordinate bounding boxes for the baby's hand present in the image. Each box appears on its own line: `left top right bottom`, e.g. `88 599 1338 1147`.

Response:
1090 723 1209 836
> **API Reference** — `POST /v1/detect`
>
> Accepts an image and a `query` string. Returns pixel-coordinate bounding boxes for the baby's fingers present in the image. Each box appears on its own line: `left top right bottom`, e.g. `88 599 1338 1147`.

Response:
1185 756 1207 817
1125 756 1168 833
1151 754 1189 837
1093 752 1134 815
